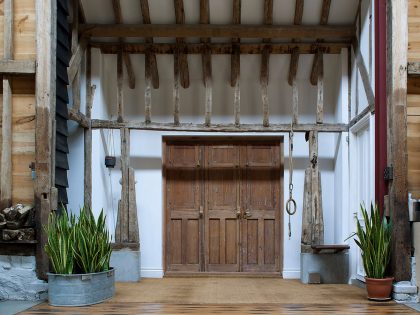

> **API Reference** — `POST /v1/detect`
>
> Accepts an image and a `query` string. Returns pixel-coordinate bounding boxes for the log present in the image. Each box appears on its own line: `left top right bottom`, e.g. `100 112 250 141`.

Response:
1 77 12 209
145 52 152 123
3 228 35 241
261 46 270 127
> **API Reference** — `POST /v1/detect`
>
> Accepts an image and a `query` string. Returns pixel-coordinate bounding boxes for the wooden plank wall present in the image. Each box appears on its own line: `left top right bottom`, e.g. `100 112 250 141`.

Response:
0 0 36 206
408 0 420 197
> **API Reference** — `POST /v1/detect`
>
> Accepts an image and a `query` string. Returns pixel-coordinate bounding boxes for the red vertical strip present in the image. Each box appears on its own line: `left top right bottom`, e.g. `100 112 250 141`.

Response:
375 0 387 213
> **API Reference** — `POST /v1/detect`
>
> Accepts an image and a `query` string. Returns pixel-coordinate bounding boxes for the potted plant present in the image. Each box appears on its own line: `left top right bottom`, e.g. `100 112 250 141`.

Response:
44 207 114 306
348 203 393 300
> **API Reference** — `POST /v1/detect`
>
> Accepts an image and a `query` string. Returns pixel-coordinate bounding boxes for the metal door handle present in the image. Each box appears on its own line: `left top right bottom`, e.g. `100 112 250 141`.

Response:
199 206 204 218
244 210 252 218
236 209 242 219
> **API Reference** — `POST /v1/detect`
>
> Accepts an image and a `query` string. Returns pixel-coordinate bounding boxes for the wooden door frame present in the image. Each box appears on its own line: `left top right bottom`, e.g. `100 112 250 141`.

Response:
162 136 284 276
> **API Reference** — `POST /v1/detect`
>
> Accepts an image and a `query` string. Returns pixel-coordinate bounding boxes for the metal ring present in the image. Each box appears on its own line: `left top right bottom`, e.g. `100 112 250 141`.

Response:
286 198 297 216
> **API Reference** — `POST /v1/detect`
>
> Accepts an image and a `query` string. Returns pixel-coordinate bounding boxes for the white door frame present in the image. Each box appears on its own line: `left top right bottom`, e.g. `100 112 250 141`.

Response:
349 113 375 281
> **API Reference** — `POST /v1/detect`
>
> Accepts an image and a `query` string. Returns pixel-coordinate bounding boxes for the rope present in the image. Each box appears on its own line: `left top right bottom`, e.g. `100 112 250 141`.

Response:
286 123 297 239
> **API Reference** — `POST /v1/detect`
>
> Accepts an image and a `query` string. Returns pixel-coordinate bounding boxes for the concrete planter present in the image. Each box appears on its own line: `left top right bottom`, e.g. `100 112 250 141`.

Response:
47 268 115 306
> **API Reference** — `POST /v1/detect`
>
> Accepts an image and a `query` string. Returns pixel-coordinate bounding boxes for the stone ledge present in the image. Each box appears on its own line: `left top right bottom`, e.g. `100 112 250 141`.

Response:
393 281 418 294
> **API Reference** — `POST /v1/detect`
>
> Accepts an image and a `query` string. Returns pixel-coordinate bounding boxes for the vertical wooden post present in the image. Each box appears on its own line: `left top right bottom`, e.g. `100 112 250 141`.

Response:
316 51 324 124
35 0 57 278
145 51 152 123
387 0 411 281
173 52 180 125
84 47 93 209
117 49 124 122
117 128 130 242
261 46 270 127
231 0 241 126
0 0 13 210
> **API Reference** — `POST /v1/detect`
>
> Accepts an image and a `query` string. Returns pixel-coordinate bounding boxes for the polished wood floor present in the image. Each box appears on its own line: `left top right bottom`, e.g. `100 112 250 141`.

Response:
19 278 418 314
21 302 417 315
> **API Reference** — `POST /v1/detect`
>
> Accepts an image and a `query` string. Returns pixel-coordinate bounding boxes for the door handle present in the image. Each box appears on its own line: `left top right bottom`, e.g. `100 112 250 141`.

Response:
236 209 242 219
244 210 252 218
199 206 204 218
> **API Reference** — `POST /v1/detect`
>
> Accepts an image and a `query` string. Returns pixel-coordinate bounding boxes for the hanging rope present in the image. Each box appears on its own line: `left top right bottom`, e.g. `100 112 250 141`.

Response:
286 123 297 239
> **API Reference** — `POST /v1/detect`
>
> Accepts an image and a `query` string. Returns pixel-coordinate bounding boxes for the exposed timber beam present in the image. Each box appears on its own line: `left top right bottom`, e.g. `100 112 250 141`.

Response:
387 0 411 281
231 0 241 125
140 0 159 88
288 0 304 86
310 0 331 85
200 0 212 125
0 0 13 209
117 50 124 122
68 108 90 128
67 38 87 88
91 120 348 133
0 60 36 74
352 37 375 111
174 0 189 88
112 0 136 89
92 42 348 54
261 46 270 127
35 0 56 279
80 24 355 39
260 0 273 127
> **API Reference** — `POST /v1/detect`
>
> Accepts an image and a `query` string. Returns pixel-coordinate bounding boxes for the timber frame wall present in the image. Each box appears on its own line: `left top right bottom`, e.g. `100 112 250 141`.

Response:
0 0 411 281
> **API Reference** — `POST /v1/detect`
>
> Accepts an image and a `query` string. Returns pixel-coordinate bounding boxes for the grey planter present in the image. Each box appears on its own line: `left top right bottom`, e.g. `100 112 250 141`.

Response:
47 268 115 306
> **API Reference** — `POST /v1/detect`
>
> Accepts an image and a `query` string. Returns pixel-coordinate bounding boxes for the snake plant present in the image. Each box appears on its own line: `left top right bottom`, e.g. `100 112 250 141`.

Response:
44 210 76 274
44 206 112 274
348 203 392 279
73 207 112 273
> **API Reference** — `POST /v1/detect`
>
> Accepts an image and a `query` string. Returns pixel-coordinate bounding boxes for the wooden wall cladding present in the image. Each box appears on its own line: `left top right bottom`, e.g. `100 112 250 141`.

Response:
0 94 35 205
409 0 420 62
408 91 420 198
0 0 36 60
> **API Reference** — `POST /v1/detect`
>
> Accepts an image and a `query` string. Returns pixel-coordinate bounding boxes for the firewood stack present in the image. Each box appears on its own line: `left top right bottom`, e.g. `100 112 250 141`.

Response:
0 204 35 241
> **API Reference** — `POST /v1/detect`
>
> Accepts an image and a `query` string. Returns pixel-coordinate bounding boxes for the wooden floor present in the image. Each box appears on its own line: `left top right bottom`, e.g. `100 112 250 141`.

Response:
20 278 417 314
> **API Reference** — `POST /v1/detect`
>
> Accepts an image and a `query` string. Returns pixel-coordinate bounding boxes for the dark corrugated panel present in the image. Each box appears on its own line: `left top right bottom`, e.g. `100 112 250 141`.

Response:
56 150 69 170
56 133 69 153
55 168 69 188
56 0 70 205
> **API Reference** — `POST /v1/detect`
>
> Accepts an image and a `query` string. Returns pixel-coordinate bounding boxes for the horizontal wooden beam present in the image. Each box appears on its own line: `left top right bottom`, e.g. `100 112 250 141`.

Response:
0 60 36 74
68 108 90 128
81 24 355 39
91 119 348 133
91 42 348 55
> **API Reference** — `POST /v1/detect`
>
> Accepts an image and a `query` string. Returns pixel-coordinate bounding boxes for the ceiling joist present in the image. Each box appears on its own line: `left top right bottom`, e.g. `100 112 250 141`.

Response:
80 24 354 40
140 0 159 89
112 0 136 89
92 42 348 55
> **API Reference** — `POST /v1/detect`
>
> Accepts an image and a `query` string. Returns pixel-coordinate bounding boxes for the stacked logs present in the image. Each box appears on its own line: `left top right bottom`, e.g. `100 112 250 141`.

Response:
0 204 35 241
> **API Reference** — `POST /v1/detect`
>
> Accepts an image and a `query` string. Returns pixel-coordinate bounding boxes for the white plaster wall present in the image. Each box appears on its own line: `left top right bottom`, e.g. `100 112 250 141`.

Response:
65 47 342 279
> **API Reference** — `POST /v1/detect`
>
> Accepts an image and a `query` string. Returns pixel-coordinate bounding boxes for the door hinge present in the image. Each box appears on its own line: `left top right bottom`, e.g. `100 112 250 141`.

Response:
384 166 393 181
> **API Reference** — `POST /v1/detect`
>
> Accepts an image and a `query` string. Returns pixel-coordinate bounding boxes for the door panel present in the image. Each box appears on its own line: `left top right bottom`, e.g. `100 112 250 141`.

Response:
241 144 281 272
165 139 282 274
205 144 240 272
166 144 202 272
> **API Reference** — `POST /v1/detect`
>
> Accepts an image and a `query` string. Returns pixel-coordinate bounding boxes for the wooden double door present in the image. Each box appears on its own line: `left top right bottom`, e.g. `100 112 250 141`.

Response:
164 137 283 274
